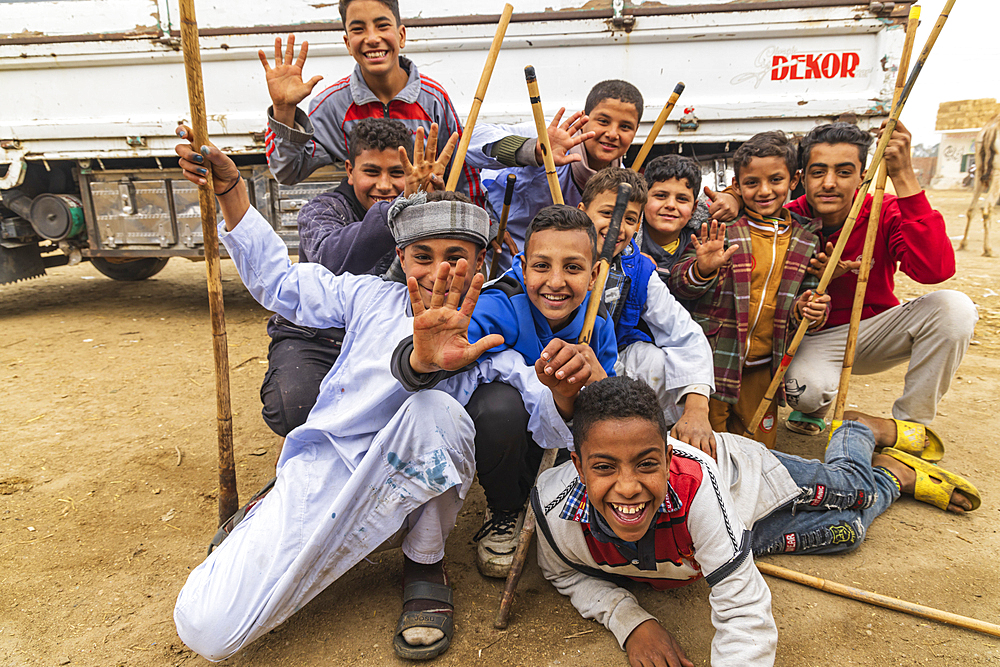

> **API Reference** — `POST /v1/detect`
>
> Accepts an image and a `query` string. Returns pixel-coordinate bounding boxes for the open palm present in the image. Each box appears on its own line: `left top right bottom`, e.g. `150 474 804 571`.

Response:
258 35 324 109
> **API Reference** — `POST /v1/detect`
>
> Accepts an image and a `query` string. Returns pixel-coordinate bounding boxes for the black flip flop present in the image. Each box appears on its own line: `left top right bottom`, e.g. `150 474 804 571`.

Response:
392 580 454 660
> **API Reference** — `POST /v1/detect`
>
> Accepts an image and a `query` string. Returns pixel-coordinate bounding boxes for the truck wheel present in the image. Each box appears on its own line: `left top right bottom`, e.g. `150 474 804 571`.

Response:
90 257 170 281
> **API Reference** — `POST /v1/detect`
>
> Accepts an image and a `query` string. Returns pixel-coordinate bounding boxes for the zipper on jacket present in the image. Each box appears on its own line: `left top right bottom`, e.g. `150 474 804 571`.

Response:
741 219 779 367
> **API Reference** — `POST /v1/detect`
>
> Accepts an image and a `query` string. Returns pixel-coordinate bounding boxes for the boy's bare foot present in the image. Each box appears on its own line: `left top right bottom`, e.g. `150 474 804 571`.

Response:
872 453 974 514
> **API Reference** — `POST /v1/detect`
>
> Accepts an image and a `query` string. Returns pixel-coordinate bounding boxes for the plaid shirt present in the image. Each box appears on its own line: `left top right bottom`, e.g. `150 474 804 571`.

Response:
668 210 820 403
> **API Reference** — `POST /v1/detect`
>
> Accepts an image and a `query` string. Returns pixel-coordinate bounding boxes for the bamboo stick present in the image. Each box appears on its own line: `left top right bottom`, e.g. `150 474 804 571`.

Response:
745 0 957 436
524 66 565 205
631 82 685 173
489 173 517 279
178 0 239 525
832 5 921 421
757 561 1000 638
445 4 513 192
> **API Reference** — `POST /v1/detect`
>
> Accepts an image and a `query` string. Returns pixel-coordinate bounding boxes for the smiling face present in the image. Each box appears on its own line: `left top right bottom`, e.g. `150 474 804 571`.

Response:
346 147 405 211
735 155 799 218
572 417 671 543
396 238 485 309
581 99 639 171
522 228 597 332
579 190 643 258
802 142 864 228
342 0 406 79
643 177 696 246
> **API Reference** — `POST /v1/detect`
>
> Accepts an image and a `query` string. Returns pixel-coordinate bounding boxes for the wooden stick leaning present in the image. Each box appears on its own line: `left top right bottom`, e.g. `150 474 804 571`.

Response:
832 5 921 421
745 0 956 436
495 183 633 629
178 0 239 525
757 561 1000 638
445 3 513 192
524 66 565 205
630 82 685 173
489 173 517 279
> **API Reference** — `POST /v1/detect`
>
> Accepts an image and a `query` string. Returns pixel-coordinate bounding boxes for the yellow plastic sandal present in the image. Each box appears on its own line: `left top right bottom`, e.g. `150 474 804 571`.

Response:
881 448 981 512
891 419 944 462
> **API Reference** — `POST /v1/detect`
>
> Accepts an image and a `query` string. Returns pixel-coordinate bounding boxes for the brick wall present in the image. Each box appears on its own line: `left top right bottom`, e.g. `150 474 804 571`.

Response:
936 98 1000 131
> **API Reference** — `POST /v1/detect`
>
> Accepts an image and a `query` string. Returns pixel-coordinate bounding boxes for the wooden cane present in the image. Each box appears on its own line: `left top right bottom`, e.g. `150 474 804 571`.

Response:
445 3 513 192
495 183 633 629
525 66 565 205
757 561 1000 639
630 82 685 173
832 5 920 421
489 173 517 279
745 0 956 436
178 0 239 525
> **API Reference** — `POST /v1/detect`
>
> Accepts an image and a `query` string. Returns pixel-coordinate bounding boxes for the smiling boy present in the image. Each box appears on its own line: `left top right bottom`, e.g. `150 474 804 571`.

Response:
639 154 708 278
259 0 482 204
669 131 828 449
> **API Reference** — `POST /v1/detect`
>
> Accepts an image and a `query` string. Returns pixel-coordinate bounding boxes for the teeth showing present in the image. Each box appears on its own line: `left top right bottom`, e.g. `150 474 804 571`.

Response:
366 50 388 59
543 294 569 302
611 502 646 515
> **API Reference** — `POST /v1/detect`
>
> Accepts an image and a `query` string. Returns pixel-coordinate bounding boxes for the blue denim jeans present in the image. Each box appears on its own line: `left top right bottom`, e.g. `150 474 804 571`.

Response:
752 421 900 556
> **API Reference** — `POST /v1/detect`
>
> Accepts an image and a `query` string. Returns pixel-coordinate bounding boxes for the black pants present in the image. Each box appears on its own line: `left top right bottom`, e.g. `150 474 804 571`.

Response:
259 316 344 437
465 382 549 511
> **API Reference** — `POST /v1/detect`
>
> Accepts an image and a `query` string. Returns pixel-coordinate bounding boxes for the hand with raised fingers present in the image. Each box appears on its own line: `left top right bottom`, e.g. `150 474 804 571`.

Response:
536 108 596 167
878 118 921 197
258 35 324 126
704 185 740 222
691 221 738 278
625 620 695 667
408 259 504 374
807 241 862 279
795 289 830 326
174 125 241 195
401 124 458 196
670 393 716 460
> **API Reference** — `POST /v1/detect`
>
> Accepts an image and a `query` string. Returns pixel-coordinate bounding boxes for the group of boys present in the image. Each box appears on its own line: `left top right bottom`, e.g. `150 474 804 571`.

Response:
171 0 981 664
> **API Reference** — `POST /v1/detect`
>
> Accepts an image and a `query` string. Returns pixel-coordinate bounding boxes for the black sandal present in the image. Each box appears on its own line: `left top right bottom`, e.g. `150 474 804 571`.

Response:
392 580 454 660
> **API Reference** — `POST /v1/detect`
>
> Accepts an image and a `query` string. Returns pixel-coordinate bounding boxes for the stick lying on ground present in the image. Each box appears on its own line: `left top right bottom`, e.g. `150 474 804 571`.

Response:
445 4 513 192
631 82 685 173
178 0 238 525
524 66 565 206
495 182 633 629
745 0 957 436
490 173 517 279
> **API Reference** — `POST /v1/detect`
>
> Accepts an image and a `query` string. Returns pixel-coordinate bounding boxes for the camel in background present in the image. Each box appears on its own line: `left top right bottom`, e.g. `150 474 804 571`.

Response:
961 112 1000 257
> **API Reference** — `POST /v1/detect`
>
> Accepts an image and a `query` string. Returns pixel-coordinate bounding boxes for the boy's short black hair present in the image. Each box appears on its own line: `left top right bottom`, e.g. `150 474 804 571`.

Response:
524 205 598 263
339 0 401 25
733 130 798 180
644 154 702 196
348 118 413 163
585 80 644 123
572 377 668 452
580 167 648 208
799 122 874 171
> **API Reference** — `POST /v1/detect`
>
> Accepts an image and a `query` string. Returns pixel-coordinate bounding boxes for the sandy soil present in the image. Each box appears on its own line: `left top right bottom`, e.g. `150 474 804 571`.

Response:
1 189 998 667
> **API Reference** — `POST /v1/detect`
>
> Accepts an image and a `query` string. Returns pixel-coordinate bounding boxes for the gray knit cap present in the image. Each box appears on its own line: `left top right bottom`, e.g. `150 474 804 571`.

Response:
387 192 490 249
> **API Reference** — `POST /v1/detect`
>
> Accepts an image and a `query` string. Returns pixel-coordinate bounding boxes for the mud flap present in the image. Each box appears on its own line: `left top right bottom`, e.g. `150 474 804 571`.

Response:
0 243 45 285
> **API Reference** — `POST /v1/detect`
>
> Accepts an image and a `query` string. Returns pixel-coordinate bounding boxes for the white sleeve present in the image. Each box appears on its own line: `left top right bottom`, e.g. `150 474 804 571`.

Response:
642 273 716 391
464 122 540 170
218 207 376 329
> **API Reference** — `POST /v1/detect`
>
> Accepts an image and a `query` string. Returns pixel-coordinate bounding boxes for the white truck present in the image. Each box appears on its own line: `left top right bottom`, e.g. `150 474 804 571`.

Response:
0 0 912 283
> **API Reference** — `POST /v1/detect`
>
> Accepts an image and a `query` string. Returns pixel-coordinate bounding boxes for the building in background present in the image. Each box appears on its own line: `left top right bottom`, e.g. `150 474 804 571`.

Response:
933 98 1000 189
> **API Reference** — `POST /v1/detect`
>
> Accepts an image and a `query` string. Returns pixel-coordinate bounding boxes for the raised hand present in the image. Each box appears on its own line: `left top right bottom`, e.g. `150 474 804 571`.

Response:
878 118 921 198
408 259 504 373
258 35 324 126
401 124 458 196
807 241 862 279
174 125 240 195
704 185 740 222
691 221 738 278
535 108 596 167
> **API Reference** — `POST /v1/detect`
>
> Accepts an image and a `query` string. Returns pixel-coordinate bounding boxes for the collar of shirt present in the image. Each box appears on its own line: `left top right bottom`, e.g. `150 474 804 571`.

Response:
350 56 421 106
744 206 792 234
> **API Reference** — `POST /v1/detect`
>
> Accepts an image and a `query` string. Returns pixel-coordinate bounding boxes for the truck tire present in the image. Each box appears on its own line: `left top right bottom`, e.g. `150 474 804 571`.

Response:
90 257 170 281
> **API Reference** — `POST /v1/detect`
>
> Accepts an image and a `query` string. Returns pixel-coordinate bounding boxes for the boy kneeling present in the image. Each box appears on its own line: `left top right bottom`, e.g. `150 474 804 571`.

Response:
535 376 978 666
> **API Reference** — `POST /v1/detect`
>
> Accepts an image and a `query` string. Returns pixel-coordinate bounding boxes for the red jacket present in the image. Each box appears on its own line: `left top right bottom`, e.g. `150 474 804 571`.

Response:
786 192 954 329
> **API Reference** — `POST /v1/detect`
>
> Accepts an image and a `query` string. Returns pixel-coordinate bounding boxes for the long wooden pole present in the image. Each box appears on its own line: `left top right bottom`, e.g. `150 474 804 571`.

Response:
445 4 513 192
757 561 1000 638
745 0 956 436
832 5 921 421
489 173 517 279
524 66 565 205
495 183 633 629
630 82 685 173
178 0 239 525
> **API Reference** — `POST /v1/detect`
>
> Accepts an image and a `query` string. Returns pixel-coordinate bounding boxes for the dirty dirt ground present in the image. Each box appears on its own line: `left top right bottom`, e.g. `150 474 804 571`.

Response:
1 189 998 666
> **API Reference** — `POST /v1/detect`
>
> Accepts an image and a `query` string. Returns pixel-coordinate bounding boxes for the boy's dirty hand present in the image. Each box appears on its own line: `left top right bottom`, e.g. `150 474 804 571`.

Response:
408 260 504 373
538 108 596 166
704 186 740 222
625 619 695 667
807 241 862 280
670 394 716 460
796 289 830 326
402 124 457 196
259 35 324 125
691 221 738 278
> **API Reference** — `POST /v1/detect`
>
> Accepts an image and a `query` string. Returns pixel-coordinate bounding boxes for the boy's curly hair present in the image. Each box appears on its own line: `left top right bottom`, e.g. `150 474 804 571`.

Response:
733 130 798 180
524 205 598 263
585 80 644 123
572 377 668 452
799 122 874 171
644 154 702 196
580 167 648 208
348 117 413 163
339 0 401 25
